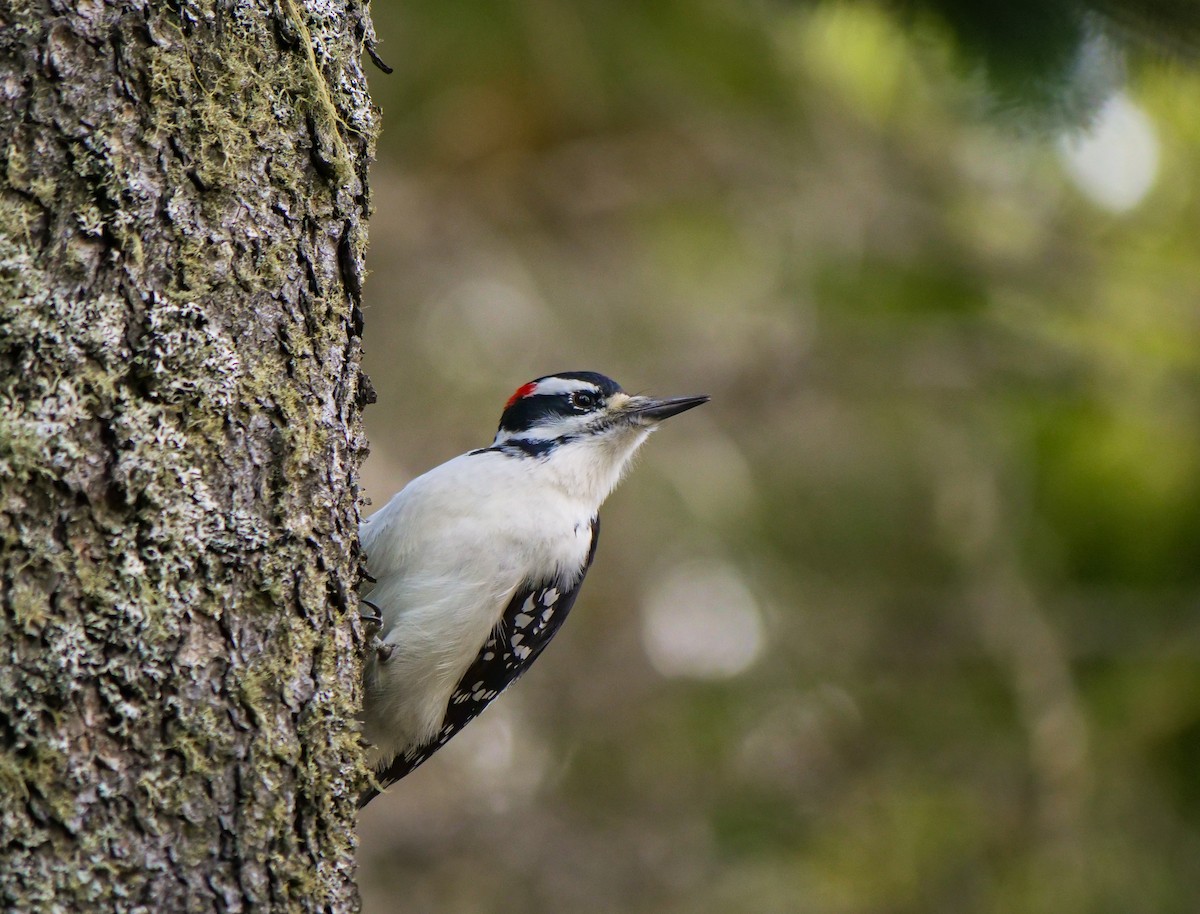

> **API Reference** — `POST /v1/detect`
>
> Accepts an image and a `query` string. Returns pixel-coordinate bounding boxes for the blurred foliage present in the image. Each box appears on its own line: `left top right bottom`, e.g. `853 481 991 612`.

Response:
355 1 1200 912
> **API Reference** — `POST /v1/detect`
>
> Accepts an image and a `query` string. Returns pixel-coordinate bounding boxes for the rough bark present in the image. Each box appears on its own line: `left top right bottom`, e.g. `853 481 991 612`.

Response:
0 0 377 910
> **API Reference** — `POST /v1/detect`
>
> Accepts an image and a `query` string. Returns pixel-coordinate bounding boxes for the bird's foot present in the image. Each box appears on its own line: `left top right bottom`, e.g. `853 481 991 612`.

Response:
359 598 382 629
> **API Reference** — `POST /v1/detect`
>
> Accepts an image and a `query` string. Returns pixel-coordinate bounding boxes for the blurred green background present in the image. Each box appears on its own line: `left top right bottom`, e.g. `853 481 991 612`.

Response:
354 2 1200 911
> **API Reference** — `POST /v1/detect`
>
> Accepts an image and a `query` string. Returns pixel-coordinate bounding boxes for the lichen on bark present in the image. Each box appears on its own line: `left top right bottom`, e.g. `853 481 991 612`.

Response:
0 0 378 910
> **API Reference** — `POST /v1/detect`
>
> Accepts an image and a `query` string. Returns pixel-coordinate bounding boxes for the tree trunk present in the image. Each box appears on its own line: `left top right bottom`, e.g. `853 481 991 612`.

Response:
0 0 377 910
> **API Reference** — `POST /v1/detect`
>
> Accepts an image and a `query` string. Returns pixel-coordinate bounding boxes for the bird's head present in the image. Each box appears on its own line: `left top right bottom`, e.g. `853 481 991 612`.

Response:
491 371 708 501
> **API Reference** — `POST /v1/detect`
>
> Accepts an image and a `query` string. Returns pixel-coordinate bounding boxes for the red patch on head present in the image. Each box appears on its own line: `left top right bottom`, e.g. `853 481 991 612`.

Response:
505 381 538 410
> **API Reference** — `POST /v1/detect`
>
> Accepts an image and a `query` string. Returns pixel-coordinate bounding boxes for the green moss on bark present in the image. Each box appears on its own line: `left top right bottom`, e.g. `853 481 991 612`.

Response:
0 0 378 910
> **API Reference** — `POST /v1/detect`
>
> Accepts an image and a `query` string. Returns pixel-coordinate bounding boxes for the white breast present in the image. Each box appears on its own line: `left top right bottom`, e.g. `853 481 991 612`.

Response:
359 450 595 764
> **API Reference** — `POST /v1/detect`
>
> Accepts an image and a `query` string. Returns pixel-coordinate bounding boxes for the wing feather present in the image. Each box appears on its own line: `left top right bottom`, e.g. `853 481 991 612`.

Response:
361 517 600 805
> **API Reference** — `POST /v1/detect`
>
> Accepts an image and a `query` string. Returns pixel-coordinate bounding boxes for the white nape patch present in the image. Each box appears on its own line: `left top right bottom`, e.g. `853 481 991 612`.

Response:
641 562 764 680
531 377 600 397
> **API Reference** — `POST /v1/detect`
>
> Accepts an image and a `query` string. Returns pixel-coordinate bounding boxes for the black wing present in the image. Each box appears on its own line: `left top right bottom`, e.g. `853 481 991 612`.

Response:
362 517 600 805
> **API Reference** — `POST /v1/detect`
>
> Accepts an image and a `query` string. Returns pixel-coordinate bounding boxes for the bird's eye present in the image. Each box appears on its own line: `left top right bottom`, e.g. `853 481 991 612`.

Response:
570 391 598 411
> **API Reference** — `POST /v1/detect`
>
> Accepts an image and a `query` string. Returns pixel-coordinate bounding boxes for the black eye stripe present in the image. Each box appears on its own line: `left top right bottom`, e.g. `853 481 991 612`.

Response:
496 372 624 436
499 392 592 432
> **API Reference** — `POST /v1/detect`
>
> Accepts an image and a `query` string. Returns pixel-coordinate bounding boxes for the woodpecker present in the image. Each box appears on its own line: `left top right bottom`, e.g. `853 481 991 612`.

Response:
358 371 707 806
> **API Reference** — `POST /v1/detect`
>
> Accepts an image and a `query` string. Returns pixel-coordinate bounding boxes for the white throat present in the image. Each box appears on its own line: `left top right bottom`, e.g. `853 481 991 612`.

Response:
539 425 655 508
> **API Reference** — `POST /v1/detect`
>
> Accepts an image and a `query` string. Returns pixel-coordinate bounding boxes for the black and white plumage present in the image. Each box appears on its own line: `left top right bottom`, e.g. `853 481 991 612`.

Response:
358 371 706 806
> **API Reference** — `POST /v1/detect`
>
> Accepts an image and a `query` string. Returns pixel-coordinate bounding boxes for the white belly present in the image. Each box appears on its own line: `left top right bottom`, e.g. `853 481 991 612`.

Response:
359 450 594 764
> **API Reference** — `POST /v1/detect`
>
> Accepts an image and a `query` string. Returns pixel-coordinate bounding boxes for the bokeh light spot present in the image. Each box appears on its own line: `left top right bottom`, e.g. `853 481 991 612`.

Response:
1057 92 1159 211
640 563 765 680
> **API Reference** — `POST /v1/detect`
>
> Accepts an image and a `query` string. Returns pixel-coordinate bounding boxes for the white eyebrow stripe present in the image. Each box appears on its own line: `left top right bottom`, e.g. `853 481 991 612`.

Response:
532 377 598 397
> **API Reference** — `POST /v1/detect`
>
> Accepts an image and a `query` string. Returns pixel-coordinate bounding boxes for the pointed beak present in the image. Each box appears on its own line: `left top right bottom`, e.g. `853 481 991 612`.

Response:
623 393 710 423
